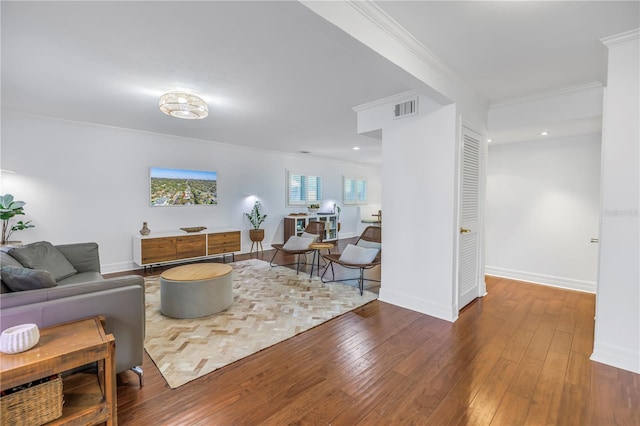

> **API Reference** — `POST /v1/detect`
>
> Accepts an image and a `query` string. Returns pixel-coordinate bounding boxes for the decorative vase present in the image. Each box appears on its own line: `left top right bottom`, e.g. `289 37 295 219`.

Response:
249 229 265 242
0 323 40 354
139 222 151 236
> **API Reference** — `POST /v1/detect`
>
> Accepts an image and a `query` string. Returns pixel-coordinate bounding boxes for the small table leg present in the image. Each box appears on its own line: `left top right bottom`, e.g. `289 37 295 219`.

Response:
309 250 317 278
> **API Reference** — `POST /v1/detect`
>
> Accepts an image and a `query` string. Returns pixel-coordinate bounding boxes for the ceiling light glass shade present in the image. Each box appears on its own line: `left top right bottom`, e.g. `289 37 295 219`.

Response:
159 92 209 119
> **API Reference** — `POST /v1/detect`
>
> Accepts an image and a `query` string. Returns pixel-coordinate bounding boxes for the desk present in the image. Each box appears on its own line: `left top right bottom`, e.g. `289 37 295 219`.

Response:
309 242 334 278
0 317 116 425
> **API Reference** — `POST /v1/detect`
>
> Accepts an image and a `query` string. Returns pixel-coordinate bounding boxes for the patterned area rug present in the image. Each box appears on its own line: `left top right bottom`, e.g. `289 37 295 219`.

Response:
144 258 378 389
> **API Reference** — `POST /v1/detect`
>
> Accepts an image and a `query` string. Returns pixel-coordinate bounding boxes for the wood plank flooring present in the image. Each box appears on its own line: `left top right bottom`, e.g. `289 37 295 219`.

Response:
111 245 639 425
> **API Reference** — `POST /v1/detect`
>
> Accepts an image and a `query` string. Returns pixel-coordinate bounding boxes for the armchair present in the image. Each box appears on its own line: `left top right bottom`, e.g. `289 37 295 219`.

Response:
270 221 325 274
321 226 381 295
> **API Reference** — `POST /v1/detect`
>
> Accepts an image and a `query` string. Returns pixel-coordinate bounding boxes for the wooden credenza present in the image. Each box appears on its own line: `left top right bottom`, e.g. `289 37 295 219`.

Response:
133 229 240 267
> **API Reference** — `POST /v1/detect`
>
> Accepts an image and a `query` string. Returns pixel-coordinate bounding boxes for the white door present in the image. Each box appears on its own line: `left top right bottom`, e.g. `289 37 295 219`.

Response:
458 126 483 309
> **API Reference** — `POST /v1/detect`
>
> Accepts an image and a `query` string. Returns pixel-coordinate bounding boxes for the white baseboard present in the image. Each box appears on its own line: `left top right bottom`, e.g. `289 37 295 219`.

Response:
101 260 140 274
485 266 596 293
378 288 458 323
591 341 640 374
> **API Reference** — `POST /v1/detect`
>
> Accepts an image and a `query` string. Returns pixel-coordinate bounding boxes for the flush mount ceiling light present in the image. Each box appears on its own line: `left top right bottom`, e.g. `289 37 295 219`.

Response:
159 92 208 119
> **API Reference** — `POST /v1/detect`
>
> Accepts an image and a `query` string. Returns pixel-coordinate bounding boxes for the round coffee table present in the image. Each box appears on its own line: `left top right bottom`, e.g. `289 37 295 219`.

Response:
160 263 233 319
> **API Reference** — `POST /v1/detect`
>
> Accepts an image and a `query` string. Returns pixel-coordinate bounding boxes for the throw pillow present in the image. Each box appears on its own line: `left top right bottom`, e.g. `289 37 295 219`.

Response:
8 241 77 281
1 266 57 292
356 239 382 250
282 236 315 251
338 244 379 264
301 232 320 242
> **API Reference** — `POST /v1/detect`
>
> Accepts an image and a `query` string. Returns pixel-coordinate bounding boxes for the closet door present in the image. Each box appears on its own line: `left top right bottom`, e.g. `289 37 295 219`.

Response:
458 126 483 309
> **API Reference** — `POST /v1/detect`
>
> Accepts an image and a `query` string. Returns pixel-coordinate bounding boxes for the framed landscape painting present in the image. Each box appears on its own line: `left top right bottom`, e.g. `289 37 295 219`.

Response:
150 167 218 206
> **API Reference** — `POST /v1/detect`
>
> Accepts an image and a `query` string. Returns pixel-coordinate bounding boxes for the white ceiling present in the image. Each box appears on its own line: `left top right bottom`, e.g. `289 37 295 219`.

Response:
2 1 638 164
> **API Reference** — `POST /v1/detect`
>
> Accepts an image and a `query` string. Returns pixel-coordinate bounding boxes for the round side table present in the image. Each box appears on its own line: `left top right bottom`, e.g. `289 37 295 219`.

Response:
308 242 334 278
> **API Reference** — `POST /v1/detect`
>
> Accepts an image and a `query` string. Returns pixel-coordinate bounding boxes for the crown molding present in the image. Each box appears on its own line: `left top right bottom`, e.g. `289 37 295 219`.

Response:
489 81 604 109
344 0 483 102
352 90 418 112
345 1 452 76
601 28 640 47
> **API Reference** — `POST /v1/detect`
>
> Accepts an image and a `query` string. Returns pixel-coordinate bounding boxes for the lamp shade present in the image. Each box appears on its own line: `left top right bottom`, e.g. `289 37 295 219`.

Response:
159 92 208 119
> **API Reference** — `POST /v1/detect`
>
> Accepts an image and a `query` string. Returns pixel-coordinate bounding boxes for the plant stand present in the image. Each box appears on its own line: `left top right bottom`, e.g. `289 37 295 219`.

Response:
249 229 264 256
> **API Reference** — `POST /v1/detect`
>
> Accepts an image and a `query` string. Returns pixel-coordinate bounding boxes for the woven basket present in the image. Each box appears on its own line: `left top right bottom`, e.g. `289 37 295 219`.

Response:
1 375 63 426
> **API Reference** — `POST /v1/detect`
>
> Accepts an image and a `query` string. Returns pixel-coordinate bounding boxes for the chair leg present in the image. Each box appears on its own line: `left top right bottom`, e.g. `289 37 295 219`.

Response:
358 268 365 296
269 250 279 267
320 260 335 283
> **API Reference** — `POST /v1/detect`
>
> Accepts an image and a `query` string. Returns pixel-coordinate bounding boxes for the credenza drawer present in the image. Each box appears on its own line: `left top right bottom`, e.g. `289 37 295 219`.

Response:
176 235 206 259
207 232 240 254
141 237 176 264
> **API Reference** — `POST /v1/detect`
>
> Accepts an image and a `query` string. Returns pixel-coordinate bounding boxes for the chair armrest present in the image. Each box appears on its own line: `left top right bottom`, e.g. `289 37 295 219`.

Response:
55 242 101 273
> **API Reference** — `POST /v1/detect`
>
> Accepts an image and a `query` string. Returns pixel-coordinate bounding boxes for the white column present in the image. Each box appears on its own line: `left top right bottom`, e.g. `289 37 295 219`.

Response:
591 29 640 373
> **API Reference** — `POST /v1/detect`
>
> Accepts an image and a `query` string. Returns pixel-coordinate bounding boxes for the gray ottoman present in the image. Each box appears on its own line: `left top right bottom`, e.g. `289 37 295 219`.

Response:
160 263 233 319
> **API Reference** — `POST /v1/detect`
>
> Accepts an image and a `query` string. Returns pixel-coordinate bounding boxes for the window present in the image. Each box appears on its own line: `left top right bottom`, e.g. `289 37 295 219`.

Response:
287 170 323 206
343 177 367 204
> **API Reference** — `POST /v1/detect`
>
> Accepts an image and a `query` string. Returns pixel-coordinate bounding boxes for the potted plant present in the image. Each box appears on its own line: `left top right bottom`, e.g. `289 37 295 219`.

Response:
0 194 35 245
307 203 320 215
245 200 267 245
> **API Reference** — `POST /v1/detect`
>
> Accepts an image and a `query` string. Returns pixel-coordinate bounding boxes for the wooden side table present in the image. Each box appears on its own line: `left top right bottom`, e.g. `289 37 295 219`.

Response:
309 242 334 278
0 316 117 425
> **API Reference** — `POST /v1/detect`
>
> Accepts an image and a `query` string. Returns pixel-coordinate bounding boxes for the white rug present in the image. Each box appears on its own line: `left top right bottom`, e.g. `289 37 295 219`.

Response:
144 258 378 388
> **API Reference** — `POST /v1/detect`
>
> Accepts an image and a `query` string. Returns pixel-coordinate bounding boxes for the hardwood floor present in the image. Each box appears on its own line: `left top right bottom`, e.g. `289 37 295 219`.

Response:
111 248 639 425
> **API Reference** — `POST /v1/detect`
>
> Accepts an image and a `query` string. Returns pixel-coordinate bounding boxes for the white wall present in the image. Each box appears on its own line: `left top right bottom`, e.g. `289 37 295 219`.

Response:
485 135 601 292
591 31 640 374
0 112 381 272
377 102 460 321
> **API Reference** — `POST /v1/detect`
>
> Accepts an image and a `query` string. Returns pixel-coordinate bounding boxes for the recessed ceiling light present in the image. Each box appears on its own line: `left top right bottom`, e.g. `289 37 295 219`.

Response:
487 139 493 143
540 131 550 136
353 146 360 150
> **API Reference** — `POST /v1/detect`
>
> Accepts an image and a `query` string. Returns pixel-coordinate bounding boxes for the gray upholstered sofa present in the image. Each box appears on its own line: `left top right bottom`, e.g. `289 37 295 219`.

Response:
0 242 145 382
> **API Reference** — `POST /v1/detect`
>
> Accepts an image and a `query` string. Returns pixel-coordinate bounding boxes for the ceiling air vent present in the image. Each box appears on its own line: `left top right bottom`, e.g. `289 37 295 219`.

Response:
393 97 418 119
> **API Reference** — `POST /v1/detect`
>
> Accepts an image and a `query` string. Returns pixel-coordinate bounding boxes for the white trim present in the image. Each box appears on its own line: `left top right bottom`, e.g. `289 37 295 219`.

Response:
101 261 140 274
343 0 481 104
378 288 458 323
345 1 451 75
352 90 418 113
601 28 640 47
489 81 604 109
591 341 640 374
485 266 596 293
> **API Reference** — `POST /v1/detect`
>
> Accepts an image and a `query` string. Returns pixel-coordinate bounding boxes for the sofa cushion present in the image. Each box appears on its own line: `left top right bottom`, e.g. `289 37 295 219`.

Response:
57 271 104 285
1 266 57 292
8 241 78 281
1 249 24 268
